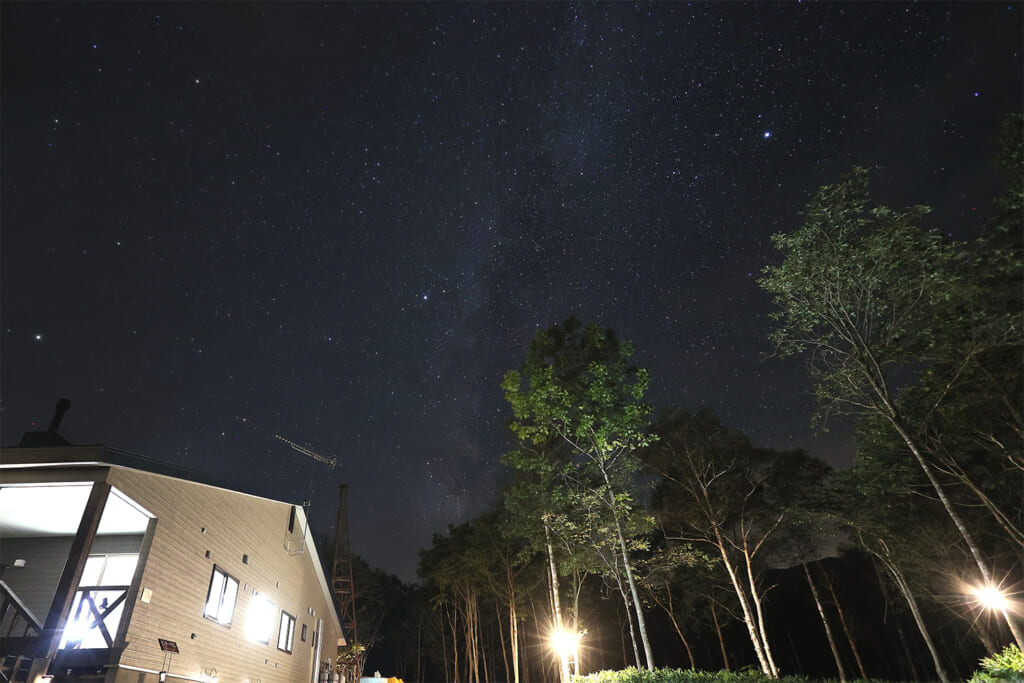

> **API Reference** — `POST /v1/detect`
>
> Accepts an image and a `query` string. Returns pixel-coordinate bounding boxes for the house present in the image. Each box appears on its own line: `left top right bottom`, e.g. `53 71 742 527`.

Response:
0 417 346 683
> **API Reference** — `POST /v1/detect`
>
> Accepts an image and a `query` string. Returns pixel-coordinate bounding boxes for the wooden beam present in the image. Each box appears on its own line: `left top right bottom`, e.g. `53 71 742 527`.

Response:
42 481 110 658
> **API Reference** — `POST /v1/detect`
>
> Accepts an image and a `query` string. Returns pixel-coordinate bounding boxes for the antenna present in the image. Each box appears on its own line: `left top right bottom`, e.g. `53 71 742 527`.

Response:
273 434 337 469
273 434 337 554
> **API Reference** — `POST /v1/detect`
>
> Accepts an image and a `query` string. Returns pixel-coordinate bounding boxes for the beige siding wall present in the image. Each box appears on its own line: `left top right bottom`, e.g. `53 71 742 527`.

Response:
106 467 343 683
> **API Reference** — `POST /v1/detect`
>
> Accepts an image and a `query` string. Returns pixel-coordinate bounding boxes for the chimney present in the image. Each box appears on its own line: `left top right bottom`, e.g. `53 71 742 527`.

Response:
18 398 73 447
48 398 71 433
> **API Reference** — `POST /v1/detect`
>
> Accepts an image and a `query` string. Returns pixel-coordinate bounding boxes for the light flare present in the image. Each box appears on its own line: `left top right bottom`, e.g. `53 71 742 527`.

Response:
973 584 1011 611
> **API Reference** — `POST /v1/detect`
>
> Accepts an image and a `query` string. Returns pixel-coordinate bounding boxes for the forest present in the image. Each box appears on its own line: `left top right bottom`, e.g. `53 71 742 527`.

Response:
333 114 1023 683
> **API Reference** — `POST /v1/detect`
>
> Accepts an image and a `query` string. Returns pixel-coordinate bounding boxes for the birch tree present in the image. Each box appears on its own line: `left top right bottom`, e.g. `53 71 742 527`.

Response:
759 166 1024 648
645 408 829 677
503 317 656 670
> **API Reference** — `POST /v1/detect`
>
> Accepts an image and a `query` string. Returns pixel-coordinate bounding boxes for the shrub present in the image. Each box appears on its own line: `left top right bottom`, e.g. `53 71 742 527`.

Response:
970 644 1024 683
574 668 900 683
576 668 799 683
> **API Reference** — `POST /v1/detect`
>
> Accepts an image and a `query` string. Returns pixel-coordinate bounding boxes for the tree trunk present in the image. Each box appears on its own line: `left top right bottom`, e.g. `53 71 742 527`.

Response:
710 599 730 671
803 561 846 682
507 570 520 683
602 471 655 670
742 533 778 677
447 601 458 683
616 602 629 668
477 593 488 683
715 538 773 676
544 523 571 683
873 560 919 683
941 456 1024 549
416 618 422 683
879 551 950 683
495 601 509 683
887 403 1024 649
612 568 642 667
654 580 696 669
818 564 867 679
570 569 585 676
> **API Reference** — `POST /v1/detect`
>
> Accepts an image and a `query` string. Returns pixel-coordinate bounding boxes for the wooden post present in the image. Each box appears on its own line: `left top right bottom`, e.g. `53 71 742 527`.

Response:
27 482 110 680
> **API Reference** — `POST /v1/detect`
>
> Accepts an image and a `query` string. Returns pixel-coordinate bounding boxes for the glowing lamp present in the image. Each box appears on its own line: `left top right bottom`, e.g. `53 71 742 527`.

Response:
551 629 580 658
974 584 1010 611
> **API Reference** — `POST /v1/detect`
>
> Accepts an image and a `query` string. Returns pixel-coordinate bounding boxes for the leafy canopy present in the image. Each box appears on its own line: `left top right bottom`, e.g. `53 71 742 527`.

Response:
502 316 652 457
759 166 959 421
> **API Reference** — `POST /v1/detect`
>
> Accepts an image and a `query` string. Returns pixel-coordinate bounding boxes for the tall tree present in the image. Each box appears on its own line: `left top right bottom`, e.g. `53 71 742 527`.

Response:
503 316 656 670
904 113 1024 550
636 544 714 670
420 520 500 683
645 409 830 677
759 166 1024 648
830 447 960 683
502 439 579 683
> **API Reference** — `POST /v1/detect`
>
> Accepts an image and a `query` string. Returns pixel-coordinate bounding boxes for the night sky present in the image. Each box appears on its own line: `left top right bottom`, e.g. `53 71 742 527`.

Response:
2 2 1021 582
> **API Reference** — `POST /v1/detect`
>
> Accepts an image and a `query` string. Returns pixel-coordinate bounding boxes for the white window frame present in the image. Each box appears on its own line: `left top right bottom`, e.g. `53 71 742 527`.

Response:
278 611 296 653
203 566 238 626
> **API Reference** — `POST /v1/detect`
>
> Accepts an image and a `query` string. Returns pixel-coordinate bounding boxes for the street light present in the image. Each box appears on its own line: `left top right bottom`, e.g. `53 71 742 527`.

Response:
974 584 1011 612
551 629 578 658
551 629 583 677
967 580 1024 651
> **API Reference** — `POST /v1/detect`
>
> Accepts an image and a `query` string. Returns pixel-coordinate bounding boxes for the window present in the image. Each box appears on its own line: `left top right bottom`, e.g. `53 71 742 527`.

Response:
245 593 275 643
301 623 308 643
80 554 139 587
60 554 140 649
204 566 238 625
278 611 296 653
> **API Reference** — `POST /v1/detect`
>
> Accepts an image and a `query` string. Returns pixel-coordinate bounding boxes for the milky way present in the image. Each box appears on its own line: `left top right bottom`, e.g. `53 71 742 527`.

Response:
3 3 1020 580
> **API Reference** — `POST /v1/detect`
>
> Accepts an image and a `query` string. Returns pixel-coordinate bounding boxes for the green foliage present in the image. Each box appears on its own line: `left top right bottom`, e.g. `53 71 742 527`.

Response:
501 317 656 571
504 316 659 669
335 642 366 669
646 409 830 554
574 667 896 683
503 316 652 456
994 111 1023 220
761 151 1024 664
971 644 1024 682
759 166 959 424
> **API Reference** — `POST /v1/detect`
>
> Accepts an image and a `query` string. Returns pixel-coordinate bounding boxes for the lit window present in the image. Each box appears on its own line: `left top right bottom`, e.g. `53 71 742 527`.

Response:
60 554 141 650
204 567 238 625
278 611 296 653
245 593 275 643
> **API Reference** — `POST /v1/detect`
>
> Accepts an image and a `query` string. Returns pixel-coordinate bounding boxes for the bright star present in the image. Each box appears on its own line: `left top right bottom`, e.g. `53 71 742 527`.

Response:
763 131 772 139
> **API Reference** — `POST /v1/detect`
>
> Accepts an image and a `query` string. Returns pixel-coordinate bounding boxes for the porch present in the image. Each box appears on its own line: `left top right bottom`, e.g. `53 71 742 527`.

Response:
0 482 154 682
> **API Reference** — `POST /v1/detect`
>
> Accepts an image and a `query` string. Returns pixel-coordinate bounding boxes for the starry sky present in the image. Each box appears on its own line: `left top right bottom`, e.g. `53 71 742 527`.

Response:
2 2 1021 581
